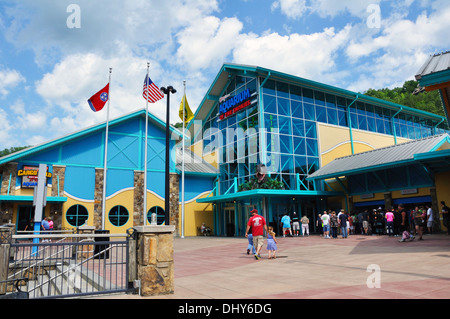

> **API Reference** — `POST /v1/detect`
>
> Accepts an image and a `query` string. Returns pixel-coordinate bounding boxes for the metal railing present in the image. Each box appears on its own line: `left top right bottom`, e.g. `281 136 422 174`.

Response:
8 232 130 299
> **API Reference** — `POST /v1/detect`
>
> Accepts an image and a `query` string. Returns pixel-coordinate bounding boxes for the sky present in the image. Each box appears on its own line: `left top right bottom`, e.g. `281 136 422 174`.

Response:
0 0 450 149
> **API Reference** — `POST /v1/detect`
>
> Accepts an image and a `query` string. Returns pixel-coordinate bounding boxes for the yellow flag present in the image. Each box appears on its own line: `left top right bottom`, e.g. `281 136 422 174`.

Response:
179 94 194 124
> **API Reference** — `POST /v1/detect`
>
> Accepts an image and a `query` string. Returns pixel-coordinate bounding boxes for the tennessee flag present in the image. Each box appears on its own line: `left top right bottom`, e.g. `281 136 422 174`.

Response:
179 94 194 124
87 83 109 112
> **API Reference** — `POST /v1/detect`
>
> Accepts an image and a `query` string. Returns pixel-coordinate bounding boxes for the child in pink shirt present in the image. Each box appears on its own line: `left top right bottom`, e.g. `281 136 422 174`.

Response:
385 210 394 236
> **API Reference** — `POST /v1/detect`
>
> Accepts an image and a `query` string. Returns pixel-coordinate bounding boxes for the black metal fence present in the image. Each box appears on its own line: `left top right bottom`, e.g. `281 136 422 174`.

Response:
6 232 130 299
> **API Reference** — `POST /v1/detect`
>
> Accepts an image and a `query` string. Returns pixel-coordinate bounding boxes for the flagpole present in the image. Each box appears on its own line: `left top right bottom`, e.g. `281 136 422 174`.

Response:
102 67 112 230
144 63 150 226
181 81 186 238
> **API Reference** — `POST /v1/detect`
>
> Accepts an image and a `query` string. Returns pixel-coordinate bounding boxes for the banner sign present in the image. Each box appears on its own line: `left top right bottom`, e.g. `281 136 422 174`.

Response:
219 89 253 120
18 165 52 188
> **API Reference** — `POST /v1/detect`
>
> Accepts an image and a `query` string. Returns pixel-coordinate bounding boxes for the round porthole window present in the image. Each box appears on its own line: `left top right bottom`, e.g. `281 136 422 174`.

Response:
108 205 129 227
146 206 165 225
66 205 89 227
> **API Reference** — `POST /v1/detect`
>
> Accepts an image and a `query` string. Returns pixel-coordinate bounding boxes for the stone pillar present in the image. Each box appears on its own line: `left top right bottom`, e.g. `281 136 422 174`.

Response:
133 171 144 226
169 173 179 236
0 227 12 295
133 225 175 296
0 163 18 196
50 165 64 230
93 168 104 229
384 192 392 210
51 165 65 197
76 226 95 260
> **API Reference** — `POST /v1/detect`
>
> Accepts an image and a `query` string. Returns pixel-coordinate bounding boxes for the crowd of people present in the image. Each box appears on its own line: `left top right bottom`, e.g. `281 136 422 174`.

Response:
299 201 450 242
244 201 449 260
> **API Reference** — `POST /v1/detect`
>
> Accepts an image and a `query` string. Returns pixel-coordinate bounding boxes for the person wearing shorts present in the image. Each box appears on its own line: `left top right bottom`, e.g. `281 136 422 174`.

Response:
245 209 268 260
292 212 300 237
321 211 330 238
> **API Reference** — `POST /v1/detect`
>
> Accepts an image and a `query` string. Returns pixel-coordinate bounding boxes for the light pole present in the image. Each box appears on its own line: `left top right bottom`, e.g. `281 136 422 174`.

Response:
160 86 176 226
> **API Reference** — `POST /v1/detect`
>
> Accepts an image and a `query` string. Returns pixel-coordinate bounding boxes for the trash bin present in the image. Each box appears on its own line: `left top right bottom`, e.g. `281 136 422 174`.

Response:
94 229 110 259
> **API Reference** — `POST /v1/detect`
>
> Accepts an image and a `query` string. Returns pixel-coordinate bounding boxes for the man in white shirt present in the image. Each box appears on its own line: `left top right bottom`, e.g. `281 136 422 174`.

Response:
321 211 330 239
426 204 433 234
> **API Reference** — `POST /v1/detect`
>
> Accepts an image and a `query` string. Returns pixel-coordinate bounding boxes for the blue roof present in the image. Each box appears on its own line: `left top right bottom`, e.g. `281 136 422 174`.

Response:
0 108 184 166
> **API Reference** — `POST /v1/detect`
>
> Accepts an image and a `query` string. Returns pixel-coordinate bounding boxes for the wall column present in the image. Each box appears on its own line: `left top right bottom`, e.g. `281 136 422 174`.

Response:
133 225 175 296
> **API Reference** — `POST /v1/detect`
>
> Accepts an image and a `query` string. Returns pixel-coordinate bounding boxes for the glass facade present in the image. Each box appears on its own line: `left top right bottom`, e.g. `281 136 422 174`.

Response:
201 74 449 196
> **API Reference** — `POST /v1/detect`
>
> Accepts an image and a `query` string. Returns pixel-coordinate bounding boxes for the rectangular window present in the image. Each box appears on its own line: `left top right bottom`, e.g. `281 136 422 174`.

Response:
277 97 290 116
263 94 277 114
303 103 315 121
293 137 306 155
306 138 318 157
262 79 276 96
327 107 338 126
338 110 347 127
290 85 302 101
277 82 290 99
278 116 292 135
315 91 326 106
292 118 305 137
303 88 314 104
305 121 316 139
291 100 303 118
316 105 327 123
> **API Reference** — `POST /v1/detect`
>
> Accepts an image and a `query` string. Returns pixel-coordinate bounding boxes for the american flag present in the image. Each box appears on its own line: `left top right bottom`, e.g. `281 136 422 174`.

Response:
143 74 164 103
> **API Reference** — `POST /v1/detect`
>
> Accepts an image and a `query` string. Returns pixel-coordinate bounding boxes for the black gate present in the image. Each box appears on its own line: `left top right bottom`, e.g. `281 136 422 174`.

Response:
6 232 131 299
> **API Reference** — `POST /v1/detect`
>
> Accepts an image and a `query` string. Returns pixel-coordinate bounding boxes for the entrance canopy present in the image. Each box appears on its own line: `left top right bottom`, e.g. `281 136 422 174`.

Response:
197 189 344 204
307 134 450 194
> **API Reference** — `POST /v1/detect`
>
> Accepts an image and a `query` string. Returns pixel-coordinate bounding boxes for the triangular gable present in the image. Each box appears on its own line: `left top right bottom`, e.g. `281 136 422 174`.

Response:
0 108 184 166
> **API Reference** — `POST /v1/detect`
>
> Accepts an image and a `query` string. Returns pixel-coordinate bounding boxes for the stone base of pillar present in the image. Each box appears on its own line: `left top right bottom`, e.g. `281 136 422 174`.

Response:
133 225 175 296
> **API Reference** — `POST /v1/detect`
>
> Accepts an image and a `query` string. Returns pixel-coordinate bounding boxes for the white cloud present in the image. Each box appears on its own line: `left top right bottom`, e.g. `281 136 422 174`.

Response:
271 0 381 19
0 108 16 148
18 112 47 130
271 0 308 19
175 16 243 71
232 25 352 80
0 68 25 96
309 0 381 18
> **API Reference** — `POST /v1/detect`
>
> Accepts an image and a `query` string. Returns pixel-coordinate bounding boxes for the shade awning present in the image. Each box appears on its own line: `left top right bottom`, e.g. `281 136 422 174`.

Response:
308 134 450 181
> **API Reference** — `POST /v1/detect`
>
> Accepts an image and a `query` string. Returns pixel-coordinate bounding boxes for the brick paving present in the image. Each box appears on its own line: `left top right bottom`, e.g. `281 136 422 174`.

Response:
99 233 450 299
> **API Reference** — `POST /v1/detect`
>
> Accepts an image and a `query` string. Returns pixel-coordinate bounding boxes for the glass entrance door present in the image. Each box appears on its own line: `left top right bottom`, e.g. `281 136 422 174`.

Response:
17 206 34 231
224 207 235 237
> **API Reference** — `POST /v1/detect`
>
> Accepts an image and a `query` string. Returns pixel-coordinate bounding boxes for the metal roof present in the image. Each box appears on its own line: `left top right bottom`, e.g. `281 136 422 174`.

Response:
416 51 450 80
308 133 450 180
175 147 218 175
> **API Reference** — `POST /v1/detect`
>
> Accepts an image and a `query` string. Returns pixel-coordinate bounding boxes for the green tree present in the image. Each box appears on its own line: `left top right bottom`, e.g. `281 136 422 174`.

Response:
364 80 444 116
0 146 29 158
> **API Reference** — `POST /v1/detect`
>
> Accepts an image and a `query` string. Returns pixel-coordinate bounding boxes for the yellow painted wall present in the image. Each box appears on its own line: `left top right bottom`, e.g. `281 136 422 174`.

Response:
318 123 410 167
391 187 430 200
435 171 450 231
61 195 94 231
178 192 214 237
103 189 135 234
353 192 385 203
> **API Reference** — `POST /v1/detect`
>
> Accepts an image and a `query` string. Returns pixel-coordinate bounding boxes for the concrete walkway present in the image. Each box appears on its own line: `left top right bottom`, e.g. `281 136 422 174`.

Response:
101 233 450 299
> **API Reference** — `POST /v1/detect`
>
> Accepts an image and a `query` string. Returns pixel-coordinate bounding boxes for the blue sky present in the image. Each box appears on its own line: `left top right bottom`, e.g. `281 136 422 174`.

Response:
0 0 449 149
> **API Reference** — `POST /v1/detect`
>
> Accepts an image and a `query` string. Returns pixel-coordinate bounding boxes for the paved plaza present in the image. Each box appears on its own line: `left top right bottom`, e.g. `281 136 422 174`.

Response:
101 232 450 300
